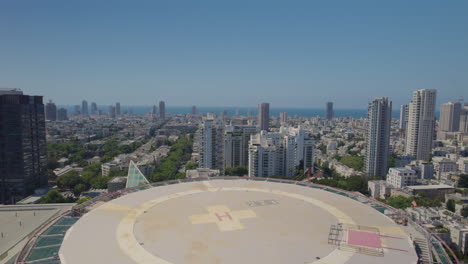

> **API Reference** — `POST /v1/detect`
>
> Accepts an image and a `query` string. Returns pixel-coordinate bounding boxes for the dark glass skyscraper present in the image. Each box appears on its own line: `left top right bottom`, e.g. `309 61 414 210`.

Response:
326 102 334 120
81 100 89 115
0 89 47 204
116 102 121 116
91 102 98 115
258 102 270 131
159 101 165 120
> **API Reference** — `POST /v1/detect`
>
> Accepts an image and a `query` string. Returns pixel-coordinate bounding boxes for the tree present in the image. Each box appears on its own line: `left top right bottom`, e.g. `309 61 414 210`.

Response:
388 153 397 168
150 135 194 182
91 176 112 189
462 206 468 218
458 174 468 188
383 195 440 209
73 184 87 196
340 156 364 171
385 195 412 209
347 175 368 194
447 199 456 212
225 166 248 176
57 171 82 189
76 196 92 204
185 162 198 170
40 190 72 204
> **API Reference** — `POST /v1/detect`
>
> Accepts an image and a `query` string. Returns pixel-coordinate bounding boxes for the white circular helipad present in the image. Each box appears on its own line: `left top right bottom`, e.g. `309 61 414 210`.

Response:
60 179 418 264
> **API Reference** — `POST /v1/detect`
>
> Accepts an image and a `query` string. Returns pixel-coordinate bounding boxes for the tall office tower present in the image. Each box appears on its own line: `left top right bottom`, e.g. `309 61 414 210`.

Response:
326 102 334 120
192 105 197 115
57 108 68 121
460 104 468 133
91 102 98 115
257 103 270 131
116 102 121 116
248 127 314 178
0 89 47 204
196 118 225 171
224 125 259 169
364 97 392 178
439 102 461 132
405 89 437 161
280 112 288 124
247 109 252 117
109 106 116 119
74 105 81 115
399 104 408 131
159 101 165 120
151 105 157 118
81 100 89 116
45 100 57 121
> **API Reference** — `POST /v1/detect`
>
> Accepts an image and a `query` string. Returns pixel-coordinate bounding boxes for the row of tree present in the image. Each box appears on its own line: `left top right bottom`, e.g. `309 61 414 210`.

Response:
150 135 194 182
56 163 111 196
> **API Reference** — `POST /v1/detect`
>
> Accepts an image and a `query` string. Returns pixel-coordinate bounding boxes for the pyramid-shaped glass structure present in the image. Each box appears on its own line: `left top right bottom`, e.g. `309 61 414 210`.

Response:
126 160 150 188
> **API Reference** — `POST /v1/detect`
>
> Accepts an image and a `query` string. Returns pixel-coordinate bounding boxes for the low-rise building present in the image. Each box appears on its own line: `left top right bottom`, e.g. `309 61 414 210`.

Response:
368 180 392 199
386 168 417 188
407 184 455 202
107 177 127 193
458 158 468 174
405 160 434 179
433 157 458 180
449 225 468 254
186 168 220 178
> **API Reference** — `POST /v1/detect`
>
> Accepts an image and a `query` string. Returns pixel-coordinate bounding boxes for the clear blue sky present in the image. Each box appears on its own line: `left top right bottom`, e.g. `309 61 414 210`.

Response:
1 0 467 108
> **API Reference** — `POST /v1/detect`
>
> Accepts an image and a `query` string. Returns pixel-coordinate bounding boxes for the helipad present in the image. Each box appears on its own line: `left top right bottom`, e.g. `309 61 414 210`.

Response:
60 179 418 264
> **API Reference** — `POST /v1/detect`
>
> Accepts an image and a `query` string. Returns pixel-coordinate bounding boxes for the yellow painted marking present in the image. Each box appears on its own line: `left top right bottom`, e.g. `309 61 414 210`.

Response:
376 226 406 236
189 205 256 231
99 202 133 212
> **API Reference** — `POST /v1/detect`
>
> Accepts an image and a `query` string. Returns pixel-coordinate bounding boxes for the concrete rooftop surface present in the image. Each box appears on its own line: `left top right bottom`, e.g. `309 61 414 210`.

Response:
59 179 418 264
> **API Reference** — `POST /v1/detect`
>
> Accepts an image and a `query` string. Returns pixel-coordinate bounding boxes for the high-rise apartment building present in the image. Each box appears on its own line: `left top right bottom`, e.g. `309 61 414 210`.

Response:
45 100 57 121
326 102 334 120
81 100 89 116
280 112 287 124
109 106 116 119
460 104 468 133
116 102 121 116
248 126 314 178
405 89 437 161
258 103 270 131
57 108 68 121
0 89 47 204
439 102 461 132
196 118 224 171
399 104 408 130
159 101 165 120
224 125 258 169
364 97 392 178
91 102 98 115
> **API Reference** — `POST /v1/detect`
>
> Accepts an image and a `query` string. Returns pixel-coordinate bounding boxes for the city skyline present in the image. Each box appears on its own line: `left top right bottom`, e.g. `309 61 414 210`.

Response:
1 1 467 107
2 1 468 262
